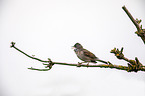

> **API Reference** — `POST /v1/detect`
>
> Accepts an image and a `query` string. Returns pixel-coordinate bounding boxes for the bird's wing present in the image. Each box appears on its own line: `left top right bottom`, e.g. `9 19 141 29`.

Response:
83 49 97 59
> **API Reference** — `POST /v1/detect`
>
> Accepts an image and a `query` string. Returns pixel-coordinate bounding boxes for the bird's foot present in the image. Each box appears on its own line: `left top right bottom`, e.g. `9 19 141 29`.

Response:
86 62 89 67
77 62 82 67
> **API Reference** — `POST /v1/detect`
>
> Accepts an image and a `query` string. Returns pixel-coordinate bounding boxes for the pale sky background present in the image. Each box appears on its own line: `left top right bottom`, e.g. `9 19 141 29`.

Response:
0 0 145 96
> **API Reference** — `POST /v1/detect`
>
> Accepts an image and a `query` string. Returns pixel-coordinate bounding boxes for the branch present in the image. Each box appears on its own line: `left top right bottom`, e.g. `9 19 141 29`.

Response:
122 6 141 32
10 42 145 72
122 5 145 44
110 47 144 72
10 42 48 63
28 67 51 71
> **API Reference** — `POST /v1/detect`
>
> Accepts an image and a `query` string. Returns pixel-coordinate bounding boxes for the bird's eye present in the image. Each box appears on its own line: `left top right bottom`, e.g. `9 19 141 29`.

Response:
74 49 78 52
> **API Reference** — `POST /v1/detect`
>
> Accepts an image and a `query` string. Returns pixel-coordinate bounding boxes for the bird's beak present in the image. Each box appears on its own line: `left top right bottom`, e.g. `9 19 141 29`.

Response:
71 46 75 49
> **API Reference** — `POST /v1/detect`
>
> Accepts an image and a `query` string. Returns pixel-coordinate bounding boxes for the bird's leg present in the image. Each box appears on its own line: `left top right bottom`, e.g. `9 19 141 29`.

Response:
77 62 86 67
77 62 82 67
87 62 90 66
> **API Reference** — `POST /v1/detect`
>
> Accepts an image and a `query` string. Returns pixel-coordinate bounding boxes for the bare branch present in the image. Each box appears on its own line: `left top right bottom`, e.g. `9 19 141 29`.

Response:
122 5 141 32
110 47 144 72
10 42 145 72
122 5 145 44
10 42 48 63
28 67 51 71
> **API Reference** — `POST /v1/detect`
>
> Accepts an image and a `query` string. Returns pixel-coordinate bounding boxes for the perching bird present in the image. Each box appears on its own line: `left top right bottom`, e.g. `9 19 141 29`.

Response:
72 43 107 65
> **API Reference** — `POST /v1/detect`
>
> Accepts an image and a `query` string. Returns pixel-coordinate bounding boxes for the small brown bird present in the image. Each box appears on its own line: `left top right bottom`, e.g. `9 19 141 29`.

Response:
72 43 107 65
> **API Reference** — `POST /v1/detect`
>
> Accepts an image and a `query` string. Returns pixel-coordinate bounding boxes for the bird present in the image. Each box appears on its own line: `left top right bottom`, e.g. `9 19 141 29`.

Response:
72 43 107 65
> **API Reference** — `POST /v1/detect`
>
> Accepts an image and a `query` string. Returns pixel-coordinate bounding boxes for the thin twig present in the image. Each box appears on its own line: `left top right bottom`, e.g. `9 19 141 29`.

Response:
122 5 141 32
122 5 145 44
28 67 50 71
11 42 48 63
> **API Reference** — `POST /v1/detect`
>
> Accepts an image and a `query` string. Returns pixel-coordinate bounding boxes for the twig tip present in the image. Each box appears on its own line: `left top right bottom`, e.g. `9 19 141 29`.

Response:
122 5 126 9
10 42 16 48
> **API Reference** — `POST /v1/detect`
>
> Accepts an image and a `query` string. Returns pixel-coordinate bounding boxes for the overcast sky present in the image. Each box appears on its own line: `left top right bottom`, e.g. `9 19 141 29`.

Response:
0 0 145 96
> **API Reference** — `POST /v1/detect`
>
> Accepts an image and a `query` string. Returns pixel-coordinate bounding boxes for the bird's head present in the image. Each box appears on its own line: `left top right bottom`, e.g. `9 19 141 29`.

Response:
72 43 83 49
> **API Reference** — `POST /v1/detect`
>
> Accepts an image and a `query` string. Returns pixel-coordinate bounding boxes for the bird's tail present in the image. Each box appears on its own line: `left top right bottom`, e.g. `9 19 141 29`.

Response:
96 59 108 64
